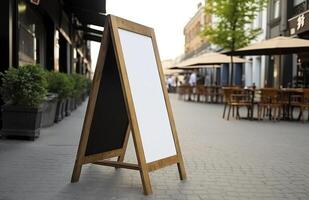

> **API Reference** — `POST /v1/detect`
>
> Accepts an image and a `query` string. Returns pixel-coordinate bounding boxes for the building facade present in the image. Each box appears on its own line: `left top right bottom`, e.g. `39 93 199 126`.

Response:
0 0 106 76
265 0 309 88
288 0 309 87
183 2 211 60
244 9 268 88
0 0 106 127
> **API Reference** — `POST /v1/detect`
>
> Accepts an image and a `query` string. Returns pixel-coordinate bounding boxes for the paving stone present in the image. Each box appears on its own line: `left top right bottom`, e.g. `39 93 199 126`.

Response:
1 95 309 200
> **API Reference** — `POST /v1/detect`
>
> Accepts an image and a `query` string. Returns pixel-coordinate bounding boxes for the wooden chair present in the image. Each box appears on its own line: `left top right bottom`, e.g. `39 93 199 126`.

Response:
216 87 224 103
206 86 216 103
205 86 212 103
177 85 186 100
222 87 234 119
290 89 309 122
222 87 250 120
279 90 290 119
226 88 253 120
257 88 281 121
177 85 192 101
194 85 206 102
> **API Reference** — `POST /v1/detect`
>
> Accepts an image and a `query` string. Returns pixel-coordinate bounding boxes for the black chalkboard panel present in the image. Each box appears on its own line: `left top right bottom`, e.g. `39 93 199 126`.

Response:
85 41 129 156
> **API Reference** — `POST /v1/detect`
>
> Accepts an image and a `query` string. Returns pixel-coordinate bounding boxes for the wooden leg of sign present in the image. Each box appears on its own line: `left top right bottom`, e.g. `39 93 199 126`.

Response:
177 159 187 180
115 126 130 169
117 126 130 163
71 158 83 182
140 168 152 195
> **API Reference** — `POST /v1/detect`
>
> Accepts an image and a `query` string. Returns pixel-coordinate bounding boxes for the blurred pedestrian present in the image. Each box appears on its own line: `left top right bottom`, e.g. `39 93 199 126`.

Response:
189 71 197 86
167 76 174 92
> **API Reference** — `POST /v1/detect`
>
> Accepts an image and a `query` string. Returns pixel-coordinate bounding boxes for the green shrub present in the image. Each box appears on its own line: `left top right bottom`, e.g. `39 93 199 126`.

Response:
70 74 88 98
46 72 74 100
86 78 92 93
0 65 47 107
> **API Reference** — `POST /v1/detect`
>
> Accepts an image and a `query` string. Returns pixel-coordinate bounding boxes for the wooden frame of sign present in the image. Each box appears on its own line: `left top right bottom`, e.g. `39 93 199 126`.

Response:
71 15 186 195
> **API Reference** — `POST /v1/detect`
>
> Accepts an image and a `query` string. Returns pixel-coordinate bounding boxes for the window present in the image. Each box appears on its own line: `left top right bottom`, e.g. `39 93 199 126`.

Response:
294 0 306 6
273 0 280 19
18 0 45 66
54 31 60 72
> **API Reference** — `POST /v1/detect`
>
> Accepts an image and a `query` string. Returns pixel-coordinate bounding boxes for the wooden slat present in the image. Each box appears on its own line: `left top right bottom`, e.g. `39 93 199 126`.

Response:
147 155 178 172
150 30 187 180
117 125 131 163
93 160 140 170
83 148 123 164
110 15 153 195
71 18 111 183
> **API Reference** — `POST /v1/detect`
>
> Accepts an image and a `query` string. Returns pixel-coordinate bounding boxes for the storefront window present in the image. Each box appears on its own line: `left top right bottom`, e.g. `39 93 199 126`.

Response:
18 0 45 66
294 0 306 6
272 56 280 88
54 31 60 72
273 0 280 19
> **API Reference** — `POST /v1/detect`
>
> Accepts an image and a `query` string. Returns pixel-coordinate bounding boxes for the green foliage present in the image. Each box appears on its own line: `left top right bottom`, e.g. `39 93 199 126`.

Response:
0 65 47 107
70 74 89 98
46 72 74 100
202 0 268 51
86 78 92 92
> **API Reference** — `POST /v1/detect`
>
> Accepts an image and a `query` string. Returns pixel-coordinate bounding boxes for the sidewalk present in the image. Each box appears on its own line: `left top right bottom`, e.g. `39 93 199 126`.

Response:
1 94 309 200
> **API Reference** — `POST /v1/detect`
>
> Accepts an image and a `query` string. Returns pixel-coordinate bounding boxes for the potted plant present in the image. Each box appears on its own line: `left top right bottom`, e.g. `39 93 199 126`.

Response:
82 76 91 101
46 72 73 122
71 74 86 107
0 65 47 140
40 92 58 128
65 75 76 116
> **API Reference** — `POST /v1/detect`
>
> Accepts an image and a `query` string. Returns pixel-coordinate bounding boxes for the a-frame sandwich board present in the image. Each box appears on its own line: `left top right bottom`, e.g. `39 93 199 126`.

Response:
71 15 186 195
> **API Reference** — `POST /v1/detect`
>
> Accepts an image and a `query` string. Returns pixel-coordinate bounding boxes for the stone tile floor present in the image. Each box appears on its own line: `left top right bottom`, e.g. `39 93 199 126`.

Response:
1 94 309 200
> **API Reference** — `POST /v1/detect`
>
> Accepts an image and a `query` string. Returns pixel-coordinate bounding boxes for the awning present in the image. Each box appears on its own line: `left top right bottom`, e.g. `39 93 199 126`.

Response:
174 52 246 69
63 0 106 42
63 0 106 27
227 36 309 56
163 69 185 75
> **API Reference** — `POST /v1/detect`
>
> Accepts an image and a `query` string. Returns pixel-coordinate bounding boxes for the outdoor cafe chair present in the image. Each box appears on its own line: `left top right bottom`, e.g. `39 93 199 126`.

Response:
222 87 234 119
216 87 224 103
222 87 251 120
177 84 192 101
206 86 216 103
194 85 206 102
289 89 309 122
257 88 281 121
226 88 253 120
279 88 304 120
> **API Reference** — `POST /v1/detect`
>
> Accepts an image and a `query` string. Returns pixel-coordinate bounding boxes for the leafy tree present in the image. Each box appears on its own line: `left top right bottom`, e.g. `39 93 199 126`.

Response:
202 0 268 85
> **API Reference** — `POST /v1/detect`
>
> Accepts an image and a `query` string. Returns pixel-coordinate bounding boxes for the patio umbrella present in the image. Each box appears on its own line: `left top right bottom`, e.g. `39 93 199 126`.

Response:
163 68 184 75
170 53 246 85
176 52 246 68
227 36 309 88
227 36 309 56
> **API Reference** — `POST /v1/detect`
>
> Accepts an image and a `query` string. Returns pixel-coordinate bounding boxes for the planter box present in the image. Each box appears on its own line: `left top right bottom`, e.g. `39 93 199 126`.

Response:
55 99 65 122
65 98 72 116
76 95 83 106
41 93 58 128
1 104 42 140
70 98 76 111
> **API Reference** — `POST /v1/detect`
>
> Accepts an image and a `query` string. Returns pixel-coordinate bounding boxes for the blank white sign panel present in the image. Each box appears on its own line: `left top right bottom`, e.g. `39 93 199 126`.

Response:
118 28 177 163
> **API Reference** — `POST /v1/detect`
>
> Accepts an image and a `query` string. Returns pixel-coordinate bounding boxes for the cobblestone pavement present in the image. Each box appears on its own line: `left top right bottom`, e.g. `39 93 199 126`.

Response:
1 94 309 200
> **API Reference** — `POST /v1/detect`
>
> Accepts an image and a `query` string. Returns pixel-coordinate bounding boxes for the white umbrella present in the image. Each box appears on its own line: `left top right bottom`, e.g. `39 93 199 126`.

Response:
176 52 246 68
229 36 309 56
